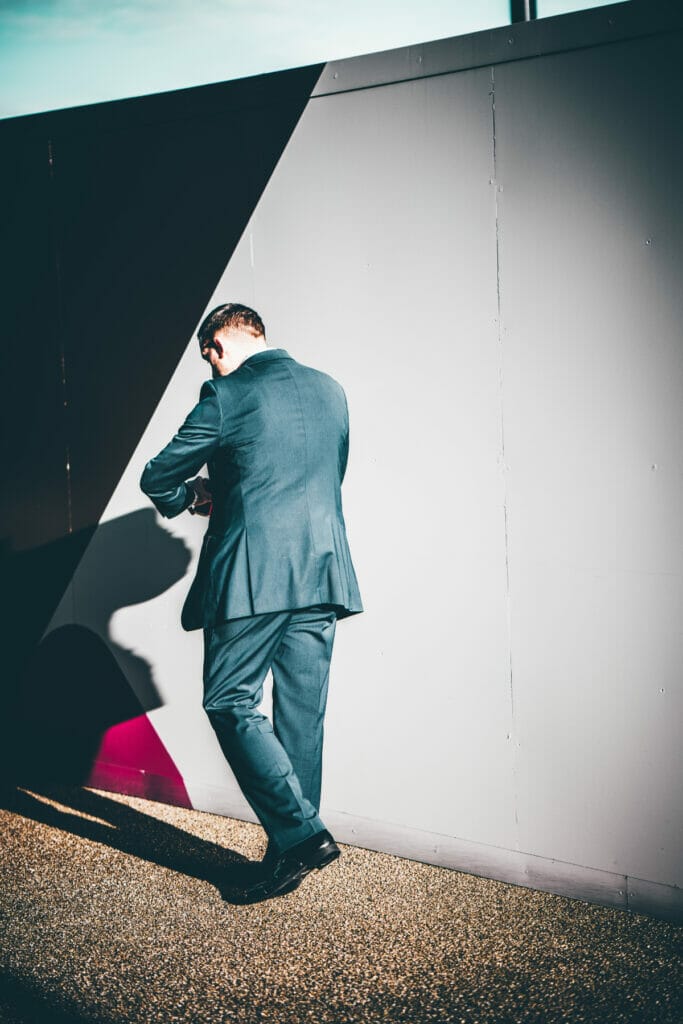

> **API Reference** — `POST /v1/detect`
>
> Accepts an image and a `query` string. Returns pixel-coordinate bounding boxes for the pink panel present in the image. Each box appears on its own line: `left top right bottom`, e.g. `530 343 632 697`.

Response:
87 714 192 808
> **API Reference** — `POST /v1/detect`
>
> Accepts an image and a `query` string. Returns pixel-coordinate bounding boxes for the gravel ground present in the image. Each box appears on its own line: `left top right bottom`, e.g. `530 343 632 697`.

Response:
0 782 681 1024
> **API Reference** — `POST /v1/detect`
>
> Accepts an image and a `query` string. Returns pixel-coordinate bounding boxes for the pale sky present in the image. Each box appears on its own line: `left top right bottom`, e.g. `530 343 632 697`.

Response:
0 0 620 119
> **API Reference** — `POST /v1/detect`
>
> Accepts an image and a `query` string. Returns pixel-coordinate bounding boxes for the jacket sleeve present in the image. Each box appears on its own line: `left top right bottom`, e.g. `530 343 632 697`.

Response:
139 379 222 518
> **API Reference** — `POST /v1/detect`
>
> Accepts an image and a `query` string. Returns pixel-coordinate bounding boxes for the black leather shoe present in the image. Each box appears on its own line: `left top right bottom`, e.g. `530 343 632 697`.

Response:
227 829 340 904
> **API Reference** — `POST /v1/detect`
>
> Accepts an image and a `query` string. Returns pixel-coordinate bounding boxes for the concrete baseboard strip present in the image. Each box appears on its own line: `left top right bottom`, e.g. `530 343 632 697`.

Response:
322 809 682 925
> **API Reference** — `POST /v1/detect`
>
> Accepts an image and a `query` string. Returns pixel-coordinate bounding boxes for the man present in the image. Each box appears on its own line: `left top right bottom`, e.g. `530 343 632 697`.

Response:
139 303 363 902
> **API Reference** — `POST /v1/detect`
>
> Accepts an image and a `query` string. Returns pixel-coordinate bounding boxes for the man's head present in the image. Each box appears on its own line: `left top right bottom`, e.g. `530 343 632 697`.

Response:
197 303 267 377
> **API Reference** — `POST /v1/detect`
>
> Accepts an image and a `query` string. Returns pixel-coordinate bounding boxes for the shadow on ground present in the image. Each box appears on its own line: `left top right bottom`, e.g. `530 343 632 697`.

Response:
0 781 257 893
0 974 95 1024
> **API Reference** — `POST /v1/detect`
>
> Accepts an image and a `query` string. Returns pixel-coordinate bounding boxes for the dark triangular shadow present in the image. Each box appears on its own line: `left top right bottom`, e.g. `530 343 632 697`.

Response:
1 63 324 708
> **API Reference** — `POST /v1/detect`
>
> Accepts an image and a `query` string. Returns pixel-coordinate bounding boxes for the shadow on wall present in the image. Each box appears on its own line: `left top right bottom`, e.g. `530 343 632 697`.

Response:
2 508 192 792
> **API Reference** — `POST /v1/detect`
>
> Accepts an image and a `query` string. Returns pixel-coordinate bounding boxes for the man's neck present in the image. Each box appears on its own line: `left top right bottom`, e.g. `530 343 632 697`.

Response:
215 340 269 376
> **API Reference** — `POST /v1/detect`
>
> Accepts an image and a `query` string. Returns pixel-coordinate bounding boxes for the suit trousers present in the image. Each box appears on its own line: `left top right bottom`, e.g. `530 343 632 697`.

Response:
202 604 337 855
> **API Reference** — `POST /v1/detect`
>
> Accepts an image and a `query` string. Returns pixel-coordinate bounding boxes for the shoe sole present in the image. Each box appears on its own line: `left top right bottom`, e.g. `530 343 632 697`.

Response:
307 843 341 870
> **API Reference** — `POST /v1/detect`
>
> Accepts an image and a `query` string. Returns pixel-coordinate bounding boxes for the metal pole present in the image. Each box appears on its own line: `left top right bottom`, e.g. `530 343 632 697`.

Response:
510 0 537 21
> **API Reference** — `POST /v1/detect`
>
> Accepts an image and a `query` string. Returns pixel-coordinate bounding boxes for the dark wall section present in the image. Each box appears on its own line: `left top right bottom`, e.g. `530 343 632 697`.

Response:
0 65 322 777
0 135 67 553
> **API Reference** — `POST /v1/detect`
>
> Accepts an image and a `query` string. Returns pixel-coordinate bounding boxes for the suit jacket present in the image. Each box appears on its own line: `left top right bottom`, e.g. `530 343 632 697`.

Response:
140 347 363 630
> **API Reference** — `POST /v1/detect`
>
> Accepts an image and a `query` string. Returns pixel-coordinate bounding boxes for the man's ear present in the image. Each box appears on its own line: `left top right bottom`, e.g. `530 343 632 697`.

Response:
213 339 224 358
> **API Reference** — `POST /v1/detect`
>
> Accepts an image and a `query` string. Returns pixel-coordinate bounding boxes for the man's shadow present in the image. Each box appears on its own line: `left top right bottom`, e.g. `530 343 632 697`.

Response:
1 508 258 895
0 781 256 889
8 508 189 784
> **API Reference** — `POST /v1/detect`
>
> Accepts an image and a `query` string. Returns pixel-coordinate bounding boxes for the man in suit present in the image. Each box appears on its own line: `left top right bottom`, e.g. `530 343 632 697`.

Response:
139 302 363 902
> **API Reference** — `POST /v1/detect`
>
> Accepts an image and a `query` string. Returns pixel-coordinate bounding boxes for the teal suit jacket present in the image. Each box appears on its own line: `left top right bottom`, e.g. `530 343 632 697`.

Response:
140 348 363 630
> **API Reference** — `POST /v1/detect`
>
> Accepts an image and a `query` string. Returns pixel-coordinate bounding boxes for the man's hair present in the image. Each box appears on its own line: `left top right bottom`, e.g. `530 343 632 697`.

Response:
197 303 265 345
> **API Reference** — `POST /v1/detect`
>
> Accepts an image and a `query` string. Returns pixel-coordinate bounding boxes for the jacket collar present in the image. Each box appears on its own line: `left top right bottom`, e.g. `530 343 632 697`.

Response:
240 347 291 366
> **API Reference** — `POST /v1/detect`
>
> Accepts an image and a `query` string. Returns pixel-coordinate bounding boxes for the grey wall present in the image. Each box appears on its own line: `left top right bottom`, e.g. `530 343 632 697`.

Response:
47 5 683 921
491 30 683 897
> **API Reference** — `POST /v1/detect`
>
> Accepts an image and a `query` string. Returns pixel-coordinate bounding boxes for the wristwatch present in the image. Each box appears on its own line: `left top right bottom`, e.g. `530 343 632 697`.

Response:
187 480 212 516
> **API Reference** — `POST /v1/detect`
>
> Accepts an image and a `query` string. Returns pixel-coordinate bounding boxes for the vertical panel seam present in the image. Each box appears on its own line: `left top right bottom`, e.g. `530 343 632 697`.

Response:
490 65 520 847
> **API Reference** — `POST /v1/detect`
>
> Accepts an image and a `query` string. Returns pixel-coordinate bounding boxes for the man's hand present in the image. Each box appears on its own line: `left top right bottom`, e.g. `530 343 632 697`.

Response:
188 476 213 516
139 379 221 520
